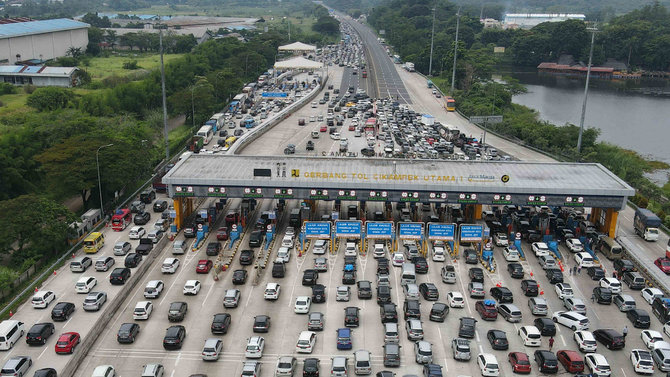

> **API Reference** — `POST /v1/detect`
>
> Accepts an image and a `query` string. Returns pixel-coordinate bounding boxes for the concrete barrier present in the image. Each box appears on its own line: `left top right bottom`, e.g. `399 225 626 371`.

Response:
60 235 169 377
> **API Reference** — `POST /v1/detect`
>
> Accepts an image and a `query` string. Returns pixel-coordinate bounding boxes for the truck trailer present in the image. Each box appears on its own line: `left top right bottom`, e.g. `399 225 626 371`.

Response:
634 207 661 241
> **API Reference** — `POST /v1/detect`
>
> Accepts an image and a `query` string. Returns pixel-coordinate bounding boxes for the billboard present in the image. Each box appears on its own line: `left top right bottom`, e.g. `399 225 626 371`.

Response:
427 223 455 241
365 222 393 239
398 222 424 240
335 220 362 238
460 224 484 242
304 221 331 239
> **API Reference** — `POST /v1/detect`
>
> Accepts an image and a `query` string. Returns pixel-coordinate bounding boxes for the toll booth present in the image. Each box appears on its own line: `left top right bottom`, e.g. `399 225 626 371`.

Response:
427 223 456 258
395 222 425 255
365 221 394 255
333 220 362 254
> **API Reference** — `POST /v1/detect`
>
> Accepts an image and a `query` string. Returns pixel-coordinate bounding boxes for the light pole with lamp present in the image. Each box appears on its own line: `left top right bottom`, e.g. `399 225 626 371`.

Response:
96 143 114 219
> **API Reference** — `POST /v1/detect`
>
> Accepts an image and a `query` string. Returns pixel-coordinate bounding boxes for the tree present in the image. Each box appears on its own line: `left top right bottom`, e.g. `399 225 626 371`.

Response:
81 12 112 28
27 87 74 111
313 16 340 35
105 29 118 49
66 47 83 59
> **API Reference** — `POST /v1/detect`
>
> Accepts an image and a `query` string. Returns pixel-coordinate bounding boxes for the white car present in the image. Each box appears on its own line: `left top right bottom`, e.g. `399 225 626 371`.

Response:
531 242 550 257
143 280 164 298
294 296 312 314
91 365 115 377
392 252 405 266
277 247 291 263
161 258 180 274
502 246 520 262
553 311 589 331
31 290 56 308
75 276 97 293
642 287 664 304
128 226 145 240
183 280 201 295
264 283 280 300
566 238 584 252
599 277 622 293
493 232 508 247
664 321 670 338
281 236 294 248
573 330 598 352
585 353 611 377
630 349 655 374
344 242 357 256
518 325 542 347
295 331 316 353
447 291 465 308
641 330 665 349
432 246 446 262
336 286 350 301
245 336 265 359
313 239 327 255
373 243 386 258
574 252 594 267
477 353 500 377
554 283 574 299
285 227 296 238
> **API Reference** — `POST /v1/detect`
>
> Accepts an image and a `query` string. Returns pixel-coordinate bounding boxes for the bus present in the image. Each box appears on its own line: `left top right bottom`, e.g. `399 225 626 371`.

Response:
364 118 377 134
196 125 214 145
112 208 132 231
83 232 105 253
596 236 624 260
445 97 456 112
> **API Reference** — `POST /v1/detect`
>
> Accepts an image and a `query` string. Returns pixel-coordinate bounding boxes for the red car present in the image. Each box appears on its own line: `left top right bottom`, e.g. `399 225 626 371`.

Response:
196 260 213 274
475 300 498 321
320 125 327 132
349 125 355 131
508 352 531 374
556 349 584 373
655 257 670 274
225 212 240 225
216 227 228 241
55 332 80 354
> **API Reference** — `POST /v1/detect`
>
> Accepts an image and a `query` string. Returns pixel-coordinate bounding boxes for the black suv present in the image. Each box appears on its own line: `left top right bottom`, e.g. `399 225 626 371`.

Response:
344 306 360 327
587 266 605 280
357 281 372 299
109 268 131 285
117 322 140 343
206 242 221 257
458 317 477 338
614 259 636 276
534 350 559 373
26 322 55 345
163 325 186 350
429 302 449 322
534 318 556 336
419 283 439 301
593 287 612 304
153 200 168 212
377 285 392 305
521 280 539 296
312 284 326 303
239 249 254 265
463 249 478 264
412 257 429 274
253 315 271 333
627 308 651 328
51 302 75 321
593 328 625 349
507 263 524 279
546 268 564 284
232 269 248 284
211 313 231 334
487 329 509 350
377 258 390 275
342 270 356 285
490 287 513 303
302 269 319 286
168 302 188 322
124 253 142 268
248 230 263 247
134 211 151 225
303 358 320 377
403 300 421 320
469 268 484 283
380 303 398 323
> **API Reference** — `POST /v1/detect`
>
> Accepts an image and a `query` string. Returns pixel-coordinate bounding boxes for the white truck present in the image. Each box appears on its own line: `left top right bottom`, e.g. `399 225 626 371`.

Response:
404 62 415 72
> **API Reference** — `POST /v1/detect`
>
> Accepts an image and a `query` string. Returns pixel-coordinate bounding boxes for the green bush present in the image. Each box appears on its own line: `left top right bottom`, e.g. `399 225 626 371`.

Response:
0 83 17 95
26 87 74 111
122 60 139 70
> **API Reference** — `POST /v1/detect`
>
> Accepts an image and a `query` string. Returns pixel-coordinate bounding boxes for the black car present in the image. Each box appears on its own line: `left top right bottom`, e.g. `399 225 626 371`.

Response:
124 253 142 268
345 306 361 327
419 283 439 301
163 325 186 350
534 318 557 336
546 268 564 284
253 315 271 333
593 328 625 349
342 270 356 285
117 322 140 343
168 302 188 322
458 317 477 338
490 287 513 303
51 302 75 321
153 200 168 212
232 269 248 284
110 267 131 285
248 230 263 247
429 302 449 322
26 322 55 345
593 287 612 304
272 261 285 278
463 249 478 264
404 300 421 320
183 223 196 238
412 257 429 274
211 313 231 334
534 350 559 373
33 369 57 377
344 256 357 269
469 268 484 283
521 279 539 296
303 358 320 377
139 189 156 203
357 280 372 299
380 303 398 323
627 308 651 328
377 285 392 305
614 259 636 276
423 364 443 377
377 259 390 275
487 329 509 350
587 266 605 280
206 242 221 257
302 269 319 286
312 284 326 303
507 263 524 279
134 211 151 225
239 249 254 265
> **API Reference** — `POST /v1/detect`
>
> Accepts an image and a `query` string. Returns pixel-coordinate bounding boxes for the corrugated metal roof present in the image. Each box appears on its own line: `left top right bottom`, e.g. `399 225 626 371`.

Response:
41 66 77 75
0 65 77 77
0 65 23 73
22 66 42 73
0 18 89 39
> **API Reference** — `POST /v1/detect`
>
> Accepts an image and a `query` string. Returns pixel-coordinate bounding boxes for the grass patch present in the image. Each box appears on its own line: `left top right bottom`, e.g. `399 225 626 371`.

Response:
168 123 193 155
124 4 295 17
83 52 184 81
0 93 29 117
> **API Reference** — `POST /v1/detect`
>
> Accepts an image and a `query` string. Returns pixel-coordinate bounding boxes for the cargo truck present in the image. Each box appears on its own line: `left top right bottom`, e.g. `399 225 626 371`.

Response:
634 208 661 241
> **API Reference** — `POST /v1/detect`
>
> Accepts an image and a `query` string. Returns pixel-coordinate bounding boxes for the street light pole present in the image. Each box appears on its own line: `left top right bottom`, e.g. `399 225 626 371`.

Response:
450 7 461 94
577 28 597 153
159 21 170 161
96 143 114 218
428 4 437 76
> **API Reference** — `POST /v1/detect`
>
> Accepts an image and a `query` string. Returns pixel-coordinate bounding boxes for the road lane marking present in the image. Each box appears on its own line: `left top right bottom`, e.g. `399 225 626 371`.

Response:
37 345 48 360
201 282 215 308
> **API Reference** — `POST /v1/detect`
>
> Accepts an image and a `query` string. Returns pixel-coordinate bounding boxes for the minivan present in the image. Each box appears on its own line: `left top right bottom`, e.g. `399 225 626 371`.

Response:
623 271 646 290
382 343 401 367
69 256 92 272
354 349 372 374
406 319 424 340
384 323 399 344
0 320 24 350
202 338 223 361
401 263 416 285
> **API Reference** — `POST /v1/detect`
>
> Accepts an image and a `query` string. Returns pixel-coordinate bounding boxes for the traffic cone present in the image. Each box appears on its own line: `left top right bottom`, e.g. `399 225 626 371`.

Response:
496 282 502 287
34 287 38 292
530 272 533 277
71 253 75 258
8 311 12 317
53 270 57 276
540 290 544 295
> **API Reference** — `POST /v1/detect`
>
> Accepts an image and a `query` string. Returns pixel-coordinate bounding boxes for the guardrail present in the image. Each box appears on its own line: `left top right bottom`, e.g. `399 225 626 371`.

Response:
617 236 670 296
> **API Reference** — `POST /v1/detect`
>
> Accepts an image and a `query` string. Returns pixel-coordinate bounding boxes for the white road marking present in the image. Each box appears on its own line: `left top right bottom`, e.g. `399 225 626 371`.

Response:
201 282 215 307
37 345 49 360
63 316 73 329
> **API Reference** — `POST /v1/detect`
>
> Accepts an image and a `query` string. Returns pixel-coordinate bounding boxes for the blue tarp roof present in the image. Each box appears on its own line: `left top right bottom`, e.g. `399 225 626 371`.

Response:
0 19 89 39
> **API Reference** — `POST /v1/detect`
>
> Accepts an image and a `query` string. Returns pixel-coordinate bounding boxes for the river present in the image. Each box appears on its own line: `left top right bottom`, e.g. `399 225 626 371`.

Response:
502 68 670 166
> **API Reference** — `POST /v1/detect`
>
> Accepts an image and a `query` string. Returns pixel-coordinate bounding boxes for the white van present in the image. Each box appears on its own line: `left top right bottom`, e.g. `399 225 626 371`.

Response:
133 301 153 320
401 263 416 285
0 320 24 350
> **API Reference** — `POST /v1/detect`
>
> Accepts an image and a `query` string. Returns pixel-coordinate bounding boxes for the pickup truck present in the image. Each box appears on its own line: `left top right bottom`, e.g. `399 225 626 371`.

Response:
135 238 154 255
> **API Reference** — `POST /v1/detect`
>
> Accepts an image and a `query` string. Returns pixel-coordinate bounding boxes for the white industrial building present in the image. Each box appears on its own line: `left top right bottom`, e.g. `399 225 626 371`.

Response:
0 19 89 64
0 65 80 87
503 13 586 29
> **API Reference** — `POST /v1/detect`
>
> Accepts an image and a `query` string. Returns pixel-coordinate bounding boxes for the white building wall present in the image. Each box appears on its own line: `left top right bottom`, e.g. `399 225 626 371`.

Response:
0 28 88 63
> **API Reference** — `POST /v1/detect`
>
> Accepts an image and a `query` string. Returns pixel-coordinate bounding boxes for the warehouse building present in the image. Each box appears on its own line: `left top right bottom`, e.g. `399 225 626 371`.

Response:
503 13 585 29
0 65 80 87
0 18 89 64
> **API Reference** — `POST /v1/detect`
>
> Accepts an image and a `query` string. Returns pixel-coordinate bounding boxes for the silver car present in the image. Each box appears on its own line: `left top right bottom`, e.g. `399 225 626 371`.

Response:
614 294 637 312
83 291 107 311
415 340 433 364
452 338 471 360
528 297 548 316
275 356 296 377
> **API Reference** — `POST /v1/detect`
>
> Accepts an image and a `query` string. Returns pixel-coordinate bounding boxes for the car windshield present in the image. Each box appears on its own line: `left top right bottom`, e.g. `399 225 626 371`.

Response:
278 361 292 368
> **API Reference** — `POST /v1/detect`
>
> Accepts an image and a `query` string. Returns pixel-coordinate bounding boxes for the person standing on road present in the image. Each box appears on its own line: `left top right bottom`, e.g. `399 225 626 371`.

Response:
577 266 582 274
591 293 596 303
623 326 629 338
548 337 554 350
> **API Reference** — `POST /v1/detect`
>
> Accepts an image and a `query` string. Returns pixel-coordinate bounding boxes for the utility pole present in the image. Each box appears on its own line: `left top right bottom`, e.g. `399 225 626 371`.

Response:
577 28 597 153
96 144 114 217
159 22 169 161
428 3 437 76
450 7 461 94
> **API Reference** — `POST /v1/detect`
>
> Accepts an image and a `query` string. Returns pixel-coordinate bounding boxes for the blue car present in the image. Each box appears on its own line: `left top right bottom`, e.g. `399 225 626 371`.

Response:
336 328 352 350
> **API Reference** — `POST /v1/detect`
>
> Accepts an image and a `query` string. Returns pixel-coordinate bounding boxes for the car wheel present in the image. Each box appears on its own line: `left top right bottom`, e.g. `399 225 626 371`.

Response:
572 326 577 331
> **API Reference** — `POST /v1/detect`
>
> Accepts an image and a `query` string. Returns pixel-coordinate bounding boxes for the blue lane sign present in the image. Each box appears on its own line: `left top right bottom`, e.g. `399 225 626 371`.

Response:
261 92 288 98
366 222 393 239
304 221 331 239
398 222 423 239
428 223 455 241
460 224 484 242
335 221 362 238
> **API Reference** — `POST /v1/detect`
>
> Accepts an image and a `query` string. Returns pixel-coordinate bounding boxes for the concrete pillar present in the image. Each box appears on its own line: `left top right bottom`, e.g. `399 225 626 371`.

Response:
591 208 602 230
174 198 184 229
474 204 483 220
605 209 618 238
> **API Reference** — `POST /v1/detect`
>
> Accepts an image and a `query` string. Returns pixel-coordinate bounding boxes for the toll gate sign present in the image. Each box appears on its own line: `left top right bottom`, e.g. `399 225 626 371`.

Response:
460 224 484 242
398 222 424 240
304 222 331 239
335 220 362 238
427 223 455 241
366 222 393 239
